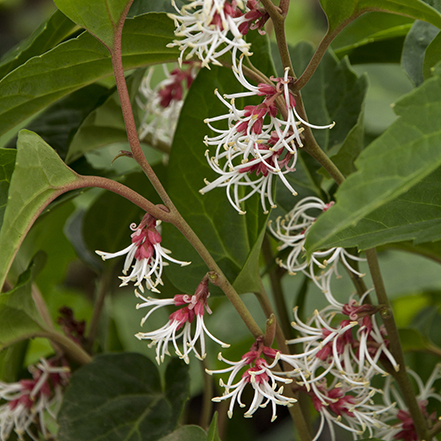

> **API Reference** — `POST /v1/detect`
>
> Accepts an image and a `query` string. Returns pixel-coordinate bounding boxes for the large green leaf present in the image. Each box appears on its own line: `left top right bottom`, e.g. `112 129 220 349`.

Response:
398 327 440 353
0 130 80 291
0 340 28 382
128 0 185 16
58 353 189 441
423 32 441 78
0 148 16 228
402 20 439 86
313 167 441 249
305 65 441 253
164 358 190 425
327 107 365 178
332 12 413 63
54 0 133 49
0 255 47 351
158 426 207 441
0 9 77 80
6 84 110 160
16 202 77 297
319 0 441 33
65 70 144 164
0 13 179 137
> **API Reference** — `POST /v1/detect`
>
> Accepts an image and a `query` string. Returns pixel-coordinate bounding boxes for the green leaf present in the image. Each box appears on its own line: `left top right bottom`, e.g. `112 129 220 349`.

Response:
58 353 189 441
207 413 221 441
305 67 441 253
0 340 28 382
0 255 47 351
290 43 367 152
164 358 190 428
423 32 441 79
17 201 77 296
232 227 266 294
7 84 110 161
162 66 268 295
332 12 413 63
327 107 365 178
245 29 276 78
0 130 80 291
402 20 439 86
0 148 16 228
0 9 77 80
53 0 133 49
157 426 207 441
319 0 441 33
387 240 441 264
128 0 185 16
315 167 441 249
399 327 434 352
66 70 144 164
0 13 179 137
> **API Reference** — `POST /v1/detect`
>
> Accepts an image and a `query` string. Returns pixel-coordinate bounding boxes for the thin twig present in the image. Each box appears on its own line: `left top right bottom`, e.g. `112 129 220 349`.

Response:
261 234 293 339
200 359 214 430
365 248 429 441
86 269 112 352
36 331 92 365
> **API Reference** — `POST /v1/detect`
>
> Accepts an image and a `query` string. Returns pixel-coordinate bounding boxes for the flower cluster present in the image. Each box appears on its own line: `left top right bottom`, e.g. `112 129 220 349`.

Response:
91 3 435 439
207 337 302 421
286 294 399 440
0 358 69 441
137 62 199 145
96 213 190 293
135 276 229 364
200 54 334 214
375 365 441 441
308 382 393 441
268 196 365 295
168 0 269 68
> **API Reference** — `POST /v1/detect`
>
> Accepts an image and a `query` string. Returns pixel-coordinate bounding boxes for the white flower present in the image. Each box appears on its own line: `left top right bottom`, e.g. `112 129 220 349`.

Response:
308 382 394 441
96 214 190 293
168 0 254 68
0 358 69 441
137 63 199 145
200 53 334 214
268 196 365 295
135 277 229 364
375 364 441 441
207 338 299 421
286 296 399 390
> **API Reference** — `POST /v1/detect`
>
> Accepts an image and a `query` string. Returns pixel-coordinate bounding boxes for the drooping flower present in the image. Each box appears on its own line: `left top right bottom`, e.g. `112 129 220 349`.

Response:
286 294 399 390
200 52 334 213
307 381 394 441
137 62 199 145
96 213 190 293
135 277 229 364
207 337 304 421
375 365 441 441
268 196 365 295
168 0 269 68
0 358 69 441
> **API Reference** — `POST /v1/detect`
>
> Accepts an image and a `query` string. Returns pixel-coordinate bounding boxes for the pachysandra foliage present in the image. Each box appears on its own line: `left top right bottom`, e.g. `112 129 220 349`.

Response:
1 1 441 441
